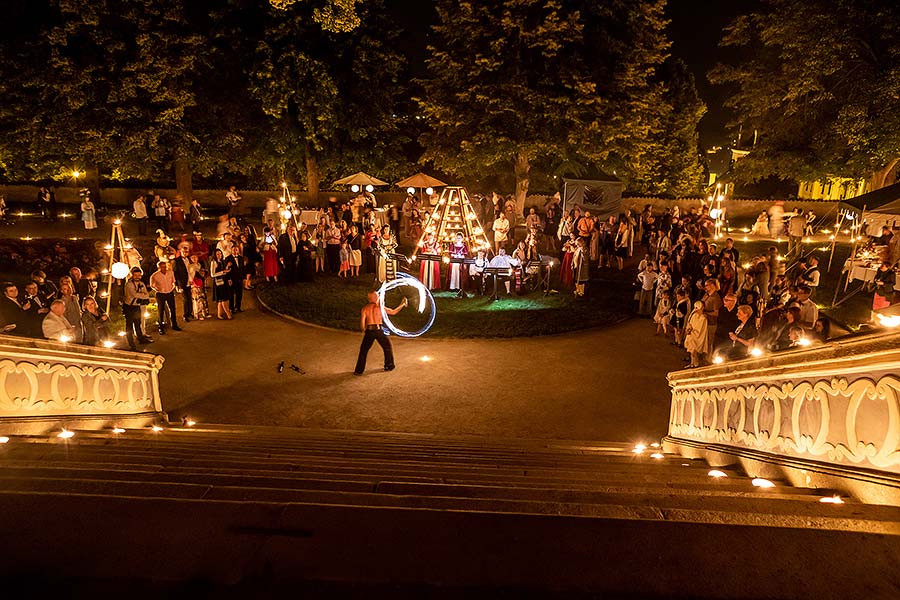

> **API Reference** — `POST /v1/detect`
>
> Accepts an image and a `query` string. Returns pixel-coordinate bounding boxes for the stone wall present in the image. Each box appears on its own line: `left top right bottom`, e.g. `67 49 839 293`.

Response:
665 330 900 503
0 335 166 434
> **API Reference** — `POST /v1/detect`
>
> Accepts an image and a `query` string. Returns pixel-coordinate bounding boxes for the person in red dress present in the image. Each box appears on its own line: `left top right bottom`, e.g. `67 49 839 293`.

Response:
261 227 280 282
560 236 576 289
419 232 442 290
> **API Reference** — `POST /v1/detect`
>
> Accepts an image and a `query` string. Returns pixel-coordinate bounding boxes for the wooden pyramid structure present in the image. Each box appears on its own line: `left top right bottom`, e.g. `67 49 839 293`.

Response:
414 186 492 256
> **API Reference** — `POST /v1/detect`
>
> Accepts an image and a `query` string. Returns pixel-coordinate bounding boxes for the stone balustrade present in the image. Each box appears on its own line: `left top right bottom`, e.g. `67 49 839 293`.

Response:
0 335 165 434
665 330 900 502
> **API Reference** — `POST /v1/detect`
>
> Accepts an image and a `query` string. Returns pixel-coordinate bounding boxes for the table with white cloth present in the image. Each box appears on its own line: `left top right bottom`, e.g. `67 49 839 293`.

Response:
299 210 323 226
843 258 878 284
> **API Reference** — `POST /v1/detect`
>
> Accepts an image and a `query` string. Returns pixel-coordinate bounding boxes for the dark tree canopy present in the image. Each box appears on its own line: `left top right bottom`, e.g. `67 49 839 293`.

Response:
419 0 704 201
0 0 706 200
710 0 900 188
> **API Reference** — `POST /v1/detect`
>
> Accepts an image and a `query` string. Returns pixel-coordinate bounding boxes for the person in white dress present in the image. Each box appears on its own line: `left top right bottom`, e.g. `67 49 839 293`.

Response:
751 211 770 236
81 197 97 230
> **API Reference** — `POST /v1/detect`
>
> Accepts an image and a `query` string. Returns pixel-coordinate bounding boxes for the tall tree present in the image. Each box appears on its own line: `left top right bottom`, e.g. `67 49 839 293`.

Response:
249 0 409 200
710 0 900 189
420 0 697 200
0 0 246 200
624 59 706 196
419 0 585 207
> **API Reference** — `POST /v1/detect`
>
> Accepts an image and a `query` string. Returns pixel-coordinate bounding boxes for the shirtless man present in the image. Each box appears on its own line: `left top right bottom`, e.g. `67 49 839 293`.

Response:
354 291 408 375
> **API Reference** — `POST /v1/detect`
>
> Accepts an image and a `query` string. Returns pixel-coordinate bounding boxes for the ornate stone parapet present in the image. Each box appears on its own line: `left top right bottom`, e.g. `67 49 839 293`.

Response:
667 331 900 475
0 335 165 433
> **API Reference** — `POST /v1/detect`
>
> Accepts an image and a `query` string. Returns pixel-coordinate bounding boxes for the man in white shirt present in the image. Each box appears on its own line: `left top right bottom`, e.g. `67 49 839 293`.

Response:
226 185 242 218
492 213 510 254
149 261 181 334
798 256 820 297
488 247 517 296
42 300 77 342
797 286 818 329
133 194 149 235
217 232 234 259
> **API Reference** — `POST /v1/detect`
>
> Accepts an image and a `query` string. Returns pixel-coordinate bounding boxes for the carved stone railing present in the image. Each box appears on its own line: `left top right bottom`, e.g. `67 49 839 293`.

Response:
0 335 166 433
665 330 900 500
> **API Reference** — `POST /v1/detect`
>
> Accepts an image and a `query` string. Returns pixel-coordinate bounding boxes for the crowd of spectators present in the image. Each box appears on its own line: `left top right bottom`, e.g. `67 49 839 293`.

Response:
615 205 836 368
6 187 897 364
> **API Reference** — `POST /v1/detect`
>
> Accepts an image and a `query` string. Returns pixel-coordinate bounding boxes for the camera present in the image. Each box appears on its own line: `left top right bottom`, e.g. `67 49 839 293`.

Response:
136 298 150 306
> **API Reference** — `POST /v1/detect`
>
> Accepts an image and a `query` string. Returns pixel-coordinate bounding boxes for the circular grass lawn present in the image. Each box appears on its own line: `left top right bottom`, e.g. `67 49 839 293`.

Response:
257 273 630 338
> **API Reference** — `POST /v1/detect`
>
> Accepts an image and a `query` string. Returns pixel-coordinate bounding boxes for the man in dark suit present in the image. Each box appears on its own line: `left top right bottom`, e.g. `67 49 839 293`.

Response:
23 282 50 338
0 282 32 337
278 224 299 284
172 245 194 322
70 267 92 301
224 246 244 313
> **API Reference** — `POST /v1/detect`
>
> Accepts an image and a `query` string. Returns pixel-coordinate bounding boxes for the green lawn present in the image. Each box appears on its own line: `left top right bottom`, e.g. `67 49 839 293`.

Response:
257 274 630 338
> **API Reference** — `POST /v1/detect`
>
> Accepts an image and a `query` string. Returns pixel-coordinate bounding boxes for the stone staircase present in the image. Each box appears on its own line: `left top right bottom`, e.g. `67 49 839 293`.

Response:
1 424 900 599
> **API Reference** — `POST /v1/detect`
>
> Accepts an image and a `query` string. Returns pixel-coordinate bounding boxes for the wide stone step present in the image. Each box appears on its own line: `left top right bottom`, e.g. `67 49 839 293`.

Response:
9 443 668 473
0 461 750 496
0 475 882 533
14 433 651 466
0 439 712 474
1 490 899 600
0 445 700 483
0 451 739 489
0 462 818 502
59 427 646 460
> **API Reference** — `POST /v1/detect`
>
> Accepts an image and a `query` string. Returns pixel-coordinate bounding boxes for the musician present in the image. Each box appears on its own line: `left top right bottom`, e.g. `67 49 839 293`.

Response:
419 232 442 290
573 237 589 297
524 226 541 260
488 247 519 296
468 249 488 296
511 241 528 294
376 225 398 282
448 232 469 292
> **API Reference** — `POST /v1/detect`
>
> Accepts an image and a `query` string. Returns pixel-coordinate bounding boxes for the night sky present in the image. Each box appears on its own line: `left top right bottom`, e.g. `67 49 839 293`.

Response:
666 0 761 148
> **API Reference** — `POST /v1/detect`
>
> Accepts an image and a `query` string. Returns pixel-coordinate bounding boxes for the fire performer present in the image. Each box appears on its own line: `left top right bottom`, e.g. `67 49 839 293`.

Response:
354 291 408 375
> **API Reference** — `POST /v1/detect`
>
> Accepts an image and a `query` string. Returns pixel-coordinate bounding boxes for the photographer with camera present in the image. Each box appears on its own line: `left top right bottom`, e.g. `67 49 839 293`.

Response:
123 267 153 351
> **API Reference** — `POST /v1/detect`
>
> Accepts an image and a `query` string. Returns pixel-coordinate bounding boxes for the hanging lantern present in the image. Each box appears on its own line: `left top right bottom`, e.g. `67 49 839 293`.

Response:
111 262 130 280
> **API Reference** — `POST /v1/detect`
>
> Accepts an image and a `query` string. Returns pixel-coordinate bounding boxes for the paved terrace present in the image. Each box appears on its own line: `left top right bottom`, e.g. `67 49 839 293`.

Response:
155 294 682 442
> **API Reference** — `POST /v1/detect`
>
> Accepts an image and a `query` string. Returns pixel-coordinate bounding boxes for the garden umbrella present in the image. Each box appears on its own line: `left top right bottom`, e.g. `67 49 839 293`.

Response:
395 172 447 189
333 171 389 187
396 172 447 207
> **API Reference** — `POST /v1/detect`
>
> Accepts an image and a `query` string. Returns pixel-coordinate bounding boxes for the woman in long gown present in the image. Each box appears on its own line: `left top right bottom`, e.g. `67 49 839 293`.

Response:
210 249 232 320
261 228 280 282
418 232 442 290
376 225 398 282
684 301 709 367
448 232 469 291
751 211 770 236
347 225 363 277
560 237 576 289
81 198 97 230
